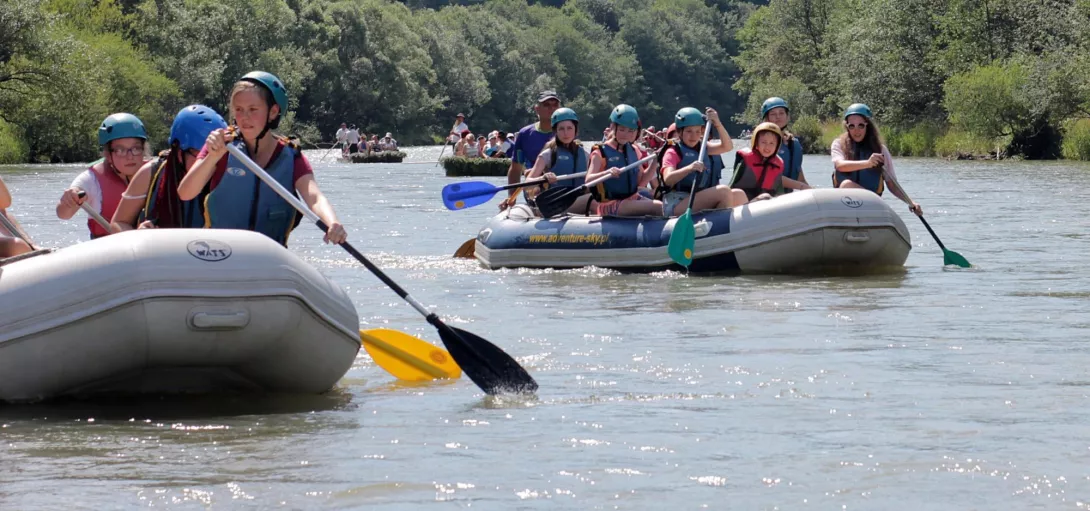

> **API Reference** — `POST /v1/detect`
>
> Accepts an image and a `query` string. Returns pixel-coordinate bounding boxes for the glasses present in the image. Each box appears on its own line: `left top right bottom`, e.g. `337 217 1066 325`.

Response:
110 146 144 157
846 123 868 131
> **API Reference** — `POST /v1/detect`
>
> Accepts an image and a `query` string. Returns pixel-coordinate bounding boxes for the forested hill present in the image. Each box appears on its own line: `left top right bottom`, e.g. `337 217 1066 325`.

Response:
1 0 1087 163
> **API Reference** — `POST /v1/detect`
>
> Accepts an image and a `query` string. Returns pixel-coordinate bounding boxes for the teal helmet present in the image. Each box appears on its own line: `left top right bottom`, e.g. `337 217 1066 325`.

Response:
843 103 873 120
550 107 579 130
761 97 789 119
98 113 148 146
240 71 289 127
609 104 640 130
674 107 706 129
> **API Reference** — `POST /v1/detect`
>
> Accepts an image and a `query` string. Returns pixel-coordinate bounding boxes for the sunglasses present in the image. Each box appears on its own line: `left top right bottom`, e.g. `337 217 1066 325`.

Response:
846 122 868 131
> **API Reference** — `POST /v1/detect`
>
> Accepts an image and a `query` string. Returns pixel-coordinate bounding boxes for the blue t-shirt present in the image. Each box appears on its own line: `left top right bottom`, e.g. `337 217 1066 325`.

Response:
777 136 804 182
512 123 554 169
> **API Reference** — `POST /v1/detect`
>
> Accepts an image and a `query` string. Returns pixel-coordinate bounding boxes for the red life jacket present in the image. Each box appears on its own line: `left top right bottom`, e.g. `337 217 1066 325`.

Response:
733 148 784 200
88 162 128 238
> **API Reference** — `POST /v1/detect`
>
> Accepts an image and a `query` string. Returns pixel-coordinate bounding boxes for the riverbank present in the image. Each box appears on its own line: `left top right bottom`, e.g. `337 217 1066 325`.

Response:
786 116 1090 161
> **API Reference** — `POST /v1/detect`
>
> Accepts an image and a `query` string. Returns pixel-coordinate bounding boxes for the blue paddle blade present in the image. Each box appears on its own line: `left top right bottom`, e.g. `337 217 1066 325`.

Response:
441 181 502 210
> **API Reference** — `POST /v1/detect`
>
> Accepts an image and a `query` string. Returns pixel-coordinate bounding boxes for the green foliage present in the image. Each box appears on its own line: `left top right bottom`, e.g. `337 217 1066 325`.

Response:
0 119 29 164
788 115 823 154
1061 118 1090 161
441 156 510 177
349 151 406 163
883 123 941 157
933 129 998 159
943 60 1029 140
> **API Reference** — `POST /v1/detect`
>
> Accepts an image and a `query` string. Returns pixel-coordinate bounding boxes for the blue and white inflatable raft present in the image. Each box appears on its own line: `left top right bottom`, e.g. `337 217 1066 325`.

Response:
474 189 911 273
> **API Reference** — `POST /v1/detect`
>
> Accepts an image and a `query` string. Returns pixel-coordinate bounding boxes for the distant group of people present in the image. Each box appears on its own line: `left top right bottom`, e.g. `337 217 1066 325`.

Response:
477 89 922 219
446 112 515 159
334 123 398 157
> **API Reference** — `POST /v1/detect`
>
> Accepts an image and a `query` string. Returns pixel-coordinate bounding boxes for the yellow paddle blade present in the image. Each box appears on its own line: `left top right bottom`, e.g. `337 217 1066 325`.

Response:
360 329 462 381
453 238 476 259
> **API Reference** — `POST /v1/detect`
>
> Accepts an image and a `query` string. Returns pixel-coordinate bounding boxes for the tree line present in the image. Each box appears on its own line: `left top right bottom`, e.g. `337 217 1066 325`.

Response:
1 0 1088 163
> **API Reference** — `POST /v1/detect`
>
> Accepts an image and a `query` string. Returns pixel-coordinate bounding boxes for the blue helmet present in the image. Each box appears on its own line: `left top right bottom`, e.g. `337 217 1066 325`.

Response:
550 107 579 130
241 71 289 126
170 105 227 151
609 104 640 130
843 103 873 120
761 97 789 119
98 113 147 146
674 107 706 129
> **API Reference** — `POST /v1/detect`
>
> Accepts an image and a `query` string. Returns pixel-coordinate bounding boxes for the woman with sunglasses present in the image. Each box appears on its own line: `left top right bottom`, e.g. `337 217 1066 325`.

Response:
111 105 228 231
831 103 922 215
56 113 149 238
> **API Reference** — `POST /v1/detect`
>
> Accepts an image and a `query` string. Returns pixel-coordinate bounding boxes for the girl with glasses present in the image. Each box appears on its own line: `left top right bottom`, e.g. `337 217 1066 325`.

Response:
831 103 922 215
56 113 149 238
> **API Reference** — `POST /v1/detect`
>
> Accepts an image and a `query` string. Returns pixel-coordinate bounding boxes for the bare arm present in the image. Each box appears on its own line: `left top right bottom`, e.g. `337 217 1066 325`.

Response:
179 129 230 200
295 174 339 227
0 176 11 210
112 162 155 231
585 149 610 183
526 152 549 179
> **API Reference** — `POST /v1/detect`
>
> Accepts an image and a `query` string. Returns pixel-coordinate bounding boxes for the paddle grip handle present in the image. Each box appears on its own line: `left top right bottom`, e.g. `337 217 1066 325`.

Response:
76 190 113 232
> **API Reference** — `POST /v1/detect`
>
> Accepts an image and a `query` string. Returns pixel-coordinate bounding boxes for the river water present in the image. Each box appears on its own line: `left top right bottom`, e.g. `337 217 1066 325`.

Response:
1 145 1089 510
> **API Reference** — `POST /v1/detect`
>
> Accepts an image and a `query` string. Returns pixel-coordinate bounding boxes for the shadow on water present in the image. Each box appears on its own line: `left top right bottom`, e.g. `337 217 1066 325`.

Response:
0 390 355 422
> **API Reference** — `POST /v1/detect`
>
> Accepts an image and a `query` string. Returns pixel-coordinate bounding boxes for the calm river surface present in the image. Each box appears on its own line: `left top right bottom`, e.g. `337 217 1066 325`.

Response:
1 145 1089 510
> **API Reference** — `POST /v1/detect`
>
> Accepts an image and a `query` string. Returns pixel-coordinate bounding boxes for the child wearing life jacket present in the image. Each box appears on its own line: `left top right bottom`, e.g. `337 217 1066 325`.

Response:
56 113 150 239
179 71 347 246
112 105 228 231
729 122 786 201
586 104 663 216
527 108 591 215
656 107 748 216
760 97 810 192
0 176 32 257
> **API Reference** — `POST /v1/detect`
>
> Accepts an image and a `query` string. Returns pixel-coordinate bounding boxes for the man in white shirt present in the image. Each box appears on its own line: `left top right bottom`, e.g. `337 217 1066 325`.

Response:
449 113 468 144
335 123 348 156
346 125 361 154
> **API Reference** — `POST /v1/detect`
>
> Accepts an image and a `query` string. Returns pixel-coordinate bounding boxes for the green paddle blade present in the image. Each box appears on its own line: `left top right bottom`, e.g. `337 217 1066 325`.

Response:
668 211 696 267
943 248 971 268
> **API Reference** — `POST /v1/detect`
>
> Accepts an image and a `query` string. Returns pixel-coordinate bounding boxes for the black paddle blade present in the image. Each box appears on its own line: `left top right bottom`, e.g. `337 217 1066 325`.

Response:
534 186 583 218
429 317 538 394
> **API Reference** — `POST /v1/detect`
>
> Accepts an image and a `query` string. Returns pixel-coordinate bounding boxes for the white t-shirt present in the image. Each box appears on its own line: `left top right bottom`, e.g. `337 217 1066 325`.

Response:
69 169 103 214
450 122 469 142
347 129 361 144
335 128 348 143
830 138 898 183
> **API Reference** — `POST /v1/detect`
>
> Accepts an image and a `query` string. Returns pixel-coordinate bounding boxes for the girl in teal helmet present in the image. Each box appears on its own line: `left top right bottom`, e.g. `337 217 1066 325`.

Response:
112 105 228 231
526 107 592 215
760 97 810 192
656 107 748 216
180 71 348 246
831 103 922 215
56 112 149 239
585 104 663 216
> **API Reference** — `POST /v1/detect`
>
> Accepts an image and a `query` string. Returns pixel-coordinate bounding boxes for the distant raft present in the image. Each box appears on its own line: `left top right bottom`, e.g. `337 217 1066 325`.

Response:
0 229 360 403
474 189 911 274
441 156 510 177
345 151 406 163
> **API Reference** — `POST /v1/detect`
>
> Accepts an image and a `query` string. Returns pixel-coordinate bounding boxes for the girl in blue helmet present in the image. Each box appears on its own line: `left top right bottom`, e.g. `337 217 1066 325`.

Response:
527 107 592 215
832 103 922 215
56 113 150 238
586 104 663 216
179 71 347 246
656 107 748 216
112 105 228 231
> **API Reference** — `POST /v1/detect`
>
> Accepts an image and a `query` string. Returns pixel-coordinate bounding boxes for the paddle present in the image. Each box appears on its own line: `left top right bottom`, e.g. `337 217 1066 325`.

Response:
442 171 589 211
435 132 456 167
76 191 115 234
319 141 340 162
0 209 36 250
882 173 971 268
453 238 476 259
535 155 656 218
361 328 461 381
225 142 537 394
667 121 713 267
